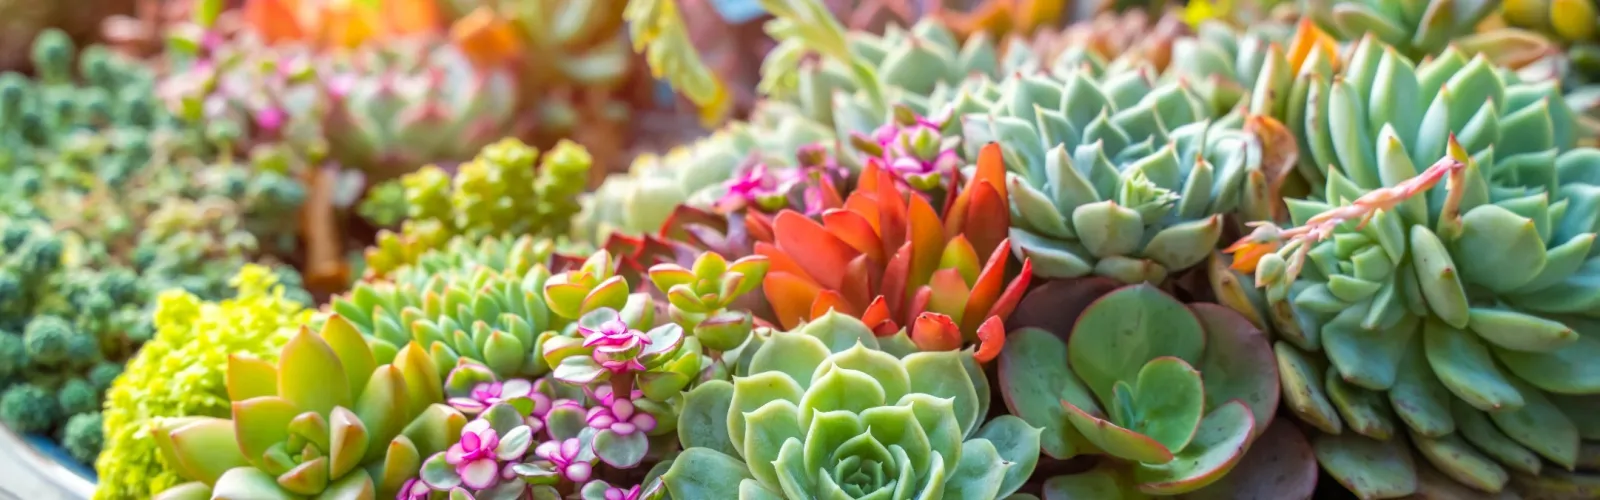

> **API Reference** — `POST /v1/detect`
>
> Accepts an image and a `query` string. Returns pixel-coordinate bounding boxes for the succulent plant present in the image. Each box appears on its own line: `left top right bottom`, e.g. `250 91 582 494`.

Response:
1296 0 1550 68
1500 0 1600 121
999 283 1296 496
757 145 1027 361
96 264 311 500
950 67 1269 284
332 234 558 380
240 0 443 50
664 311 1041 499
147 320 463 499
1219 36 1600 497
361 138 592 280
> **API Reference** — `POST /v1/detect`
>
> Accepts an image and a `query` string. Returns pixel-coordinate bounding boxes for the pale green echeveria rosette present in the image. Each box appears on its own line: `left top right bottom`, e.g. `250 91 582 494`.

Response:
947 68 1268 284
1256 34 1581 199
325 234 557 381
1220 37 1600 498
999 284 1290 497
662 311 1042 499
1159 19 1295 116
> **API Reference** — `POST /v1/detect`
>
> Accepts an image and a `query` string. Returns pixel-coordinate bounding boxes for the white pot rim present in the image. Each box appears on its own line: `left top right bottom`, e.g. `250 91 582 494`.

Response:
0 425 95 499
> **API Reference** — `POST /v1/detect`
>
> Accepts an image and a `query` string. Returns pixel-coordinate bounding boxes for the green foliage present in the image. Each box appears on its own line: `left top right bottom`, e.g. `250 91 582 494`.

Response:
363 139 591 279
61 412 103 465
94 265 311 500
0 383 58 434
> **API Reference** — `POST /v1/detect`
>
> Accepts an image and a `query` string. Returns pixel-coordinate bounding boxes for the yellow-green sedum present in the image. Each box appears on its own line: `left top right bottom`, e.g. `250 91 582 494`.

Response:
93 265 311 500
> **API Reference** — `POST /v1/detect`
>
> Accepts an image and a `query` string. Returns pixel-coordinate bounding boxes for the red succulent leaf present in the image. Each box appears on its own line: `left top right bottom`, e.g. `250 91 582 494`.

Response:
881 243 913 319
944 143 1009 247
911 312 963 352
814 175 846 213
810 289 854 318
755 242 815 288
773 211 860 290
906 286 933 327
746 211 776 244
961 238 1012 334
906 192 946 294
985 256 1032 323
973 315 1005 363
925 268 972 325
862 297 899 337
839 254 878 313
872 164 910 256
845 195 883 235
963 179 1008 260
823 209 886 264
765 272 825 330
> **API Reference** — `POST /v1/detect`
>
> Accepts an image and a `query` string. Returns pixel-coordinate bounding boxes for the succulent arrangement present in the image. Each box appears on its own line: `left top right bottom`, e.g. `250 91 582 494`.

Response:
6 0 1600 499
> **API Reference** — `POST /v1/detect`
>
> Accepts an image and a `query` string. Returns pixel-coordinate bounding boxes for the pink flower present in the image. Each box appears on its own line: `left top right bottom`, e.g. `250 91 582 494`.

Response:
396 478 430 500
719 163 802 212
534 438 595 483
447 378 535 415
254 106 287 132
605 485 644 500
585 386 657 436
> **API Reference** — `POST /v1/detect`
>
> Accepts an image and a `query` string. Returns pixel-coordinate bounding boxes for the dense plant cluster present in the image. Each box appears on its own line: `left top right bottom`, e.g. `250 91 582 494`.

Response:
2 0 1600 500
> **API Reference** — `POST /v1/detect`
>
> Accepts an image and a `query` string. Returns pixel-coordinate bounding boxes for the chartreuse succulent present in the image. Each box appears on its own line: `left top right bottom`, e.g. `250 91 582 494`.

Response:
362 138 591 279
146 318 463 499
331 234 558 380
998 284 1287 496
664 311 1041 499
1218 36 1600 498
96 264 311 500
951 66 1269 284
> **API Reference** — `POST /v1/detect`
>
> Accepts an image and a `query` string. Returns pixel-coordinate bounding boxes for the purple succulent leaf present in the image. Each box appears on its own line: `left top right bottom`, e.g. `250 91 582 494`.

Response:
397 478 432 500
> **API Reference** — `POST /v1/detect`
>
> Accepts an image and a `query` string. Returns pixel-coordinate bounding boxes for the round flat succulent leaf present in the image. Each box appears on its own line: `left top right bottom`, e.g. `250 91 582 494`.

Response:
1313 432 1418 499
594 428 650 468
728 372 805 459
1388 337 1458 438
1062 399 1174 465
998 327 1099 459
1190 303 1279 440
944 438 1008 500
1410 430 1510 493
1276 342 1344 434
1486 380 1580 470
1423 318 1525 412
1125 357 1206 454
1068 284 1206 404
1130 401 1256 495
546 403 589 441
678 380 738 457
1181 417 1318 500
1041 466 1148 500
748 330 832 388
1007 278 1123 336
1466 308 1577 353
1325 367 1399 441
973 415 1043 498
1494 318 1600 394
903 351 982 436
661 448 753 499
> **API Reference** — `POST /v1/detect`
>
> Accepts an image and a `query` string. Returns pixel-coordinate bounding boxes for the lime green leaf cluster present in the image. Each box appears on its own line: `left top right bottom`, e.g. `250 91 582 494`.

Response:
94 264 310 500
363 138 591 279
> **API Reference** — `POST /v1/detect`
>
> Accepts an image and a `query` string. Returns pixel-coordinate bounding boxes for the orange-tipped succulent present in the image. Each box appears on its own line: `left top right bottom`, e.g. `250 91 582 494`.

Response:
758 143 1030 362
242 0 443 49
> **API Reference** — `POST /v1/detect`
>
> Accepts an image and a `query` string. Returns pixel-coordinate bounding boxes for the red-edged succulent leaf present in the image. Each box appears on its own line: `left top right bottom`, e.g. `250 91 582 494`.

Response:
755 242 812 286
984 257 1031 324
1183 418 1318 500
911 313 963 352
945 143 1010 258
1190 303 1280 441
861 297 899 337
838 254 878 312
823 209 886 263
905 191 946 294
810 289 854 318
1131 400 1257 495
1062 398 1176 465
1008 277 1123 335
961 238 1011 334
973 316 1005 363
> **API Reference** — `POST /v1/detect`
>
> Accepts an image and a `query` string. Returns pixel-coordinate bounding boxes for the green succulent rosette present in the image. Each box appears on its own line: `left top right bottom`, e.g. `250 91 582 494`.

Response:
1297 0 1549 67
945 69 1268 284
663 312 1041 499
330 235 558 380
1222 36 1600 498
